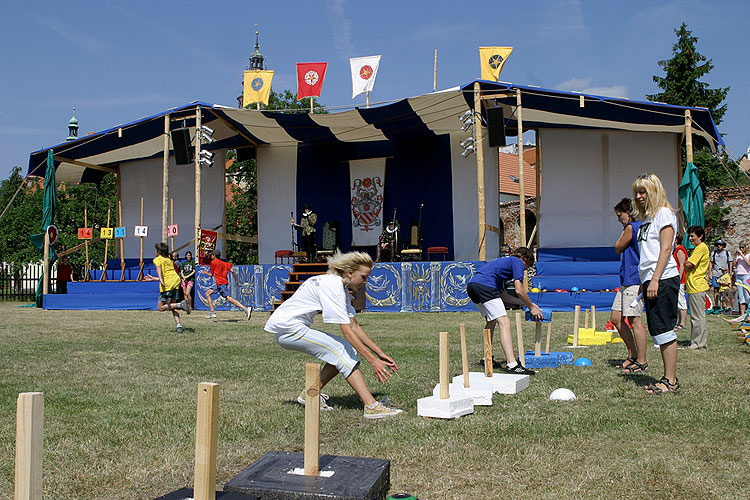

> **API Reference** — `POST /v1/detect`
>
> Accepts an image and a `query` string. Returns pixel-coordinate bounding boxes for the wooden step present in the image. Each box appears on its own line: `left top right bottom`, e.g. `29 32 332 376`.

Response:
289 271 326 281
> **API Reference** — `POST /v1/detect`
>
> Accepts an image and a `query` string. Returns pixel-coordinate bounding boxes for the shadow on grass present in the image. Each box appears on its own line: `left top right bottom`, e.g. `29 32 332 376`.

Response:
283 392 390 410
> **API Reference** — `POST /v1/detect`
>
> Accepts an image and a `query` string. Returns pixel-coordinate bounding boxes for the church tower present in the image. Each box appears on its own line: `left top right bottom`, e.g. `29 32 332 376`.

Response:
66 106 79 141
238 28 266 108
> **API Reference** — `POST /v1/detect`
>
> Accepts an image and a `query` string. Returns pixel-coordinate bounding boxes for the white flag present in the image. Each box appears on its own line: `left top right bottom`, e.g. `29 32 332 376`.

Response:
350 55 382 99
349 158 386 246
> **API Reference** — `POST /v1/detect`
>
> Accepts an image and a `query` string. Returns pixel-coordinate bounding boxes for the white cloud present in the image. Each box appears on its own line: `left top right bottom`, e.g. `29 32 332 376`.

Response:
556 78 629 98
326 0 355 61
31 13 108 52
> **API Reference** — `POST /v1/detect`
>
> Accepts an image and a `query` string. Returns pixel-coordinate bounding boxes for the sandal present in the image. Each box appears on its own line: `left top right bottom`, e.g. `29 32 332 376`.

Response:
621 360 648 374
645 376 679 394
616 356 637 369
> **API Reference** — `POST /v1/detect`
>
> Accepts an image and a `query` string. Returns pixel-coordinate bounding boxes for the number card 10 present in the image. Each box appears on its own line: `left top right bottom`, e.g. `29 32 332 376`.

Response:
168 224 179 237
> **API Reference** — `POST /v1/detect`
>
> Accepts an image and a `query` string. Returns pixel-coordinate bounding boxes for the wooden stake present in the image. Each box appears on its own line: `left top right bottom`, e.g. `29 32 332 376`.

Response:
573 305 581 348
137 197 144 281
99 206 111 281
162 114 170 243
42 230 49 296
439 331 449 399
304 363 320 476
84 206 91 281
15 392 43 500
545 320 552 354
591 305 596 331
194 382 219 500
483 328 493 377
515 311 525 366
459 323 469 388
118 199 125 281
534 322 542 357
195 107 202 260
585 308 590 329
474 81 486 261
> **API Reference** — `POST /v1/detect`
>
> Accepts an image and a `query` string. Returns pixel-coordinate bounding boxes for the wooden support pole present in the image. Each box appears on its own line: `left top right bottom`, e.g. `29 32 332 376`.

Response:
42 231 49 296
118 199 125 281
515 311 525 366
194 382 219 500
439 331 449 399
84 206 91 281
99 207 111 281
483 328 493 377
15 392 43 500
137 197 144 281
534 322 542 357
573 305 581 348
685 109 694 164
366 91 370 109
535 131 542 249
162 114 170 243
516 89 527 287
545 321 552 354
585 308 590 329
195 107 202 260
304 363 320 476
459 323 469 388
591 305 596 331
474 81 486 261
170 198 175 252
433 49 437 92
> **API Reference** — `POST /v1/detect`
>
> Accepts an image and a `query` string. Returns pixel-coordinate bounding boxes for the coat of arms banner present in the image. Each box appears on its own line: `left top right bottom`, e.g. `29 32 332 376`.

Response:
349 158 386 246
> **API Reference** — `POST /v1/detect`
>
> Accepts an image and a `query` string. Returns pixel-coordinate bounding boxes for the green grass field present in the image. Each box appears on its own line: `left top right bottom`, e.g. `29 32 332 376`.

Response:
1 301 748 500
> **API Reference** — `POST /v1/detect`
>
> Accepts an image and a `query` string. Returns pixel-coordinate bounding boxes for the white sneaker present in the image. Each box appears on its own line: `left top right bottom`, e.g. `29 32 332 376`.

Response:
364 400 403 419
180 300 191 315
244 306 253 320
297 390 334 410
205 312 216 319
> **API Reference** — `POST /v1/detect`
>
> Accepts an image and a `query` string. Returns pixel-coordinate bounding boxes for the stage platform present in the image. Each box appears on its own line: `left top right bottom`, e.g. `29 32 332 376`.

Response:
43 249 620 313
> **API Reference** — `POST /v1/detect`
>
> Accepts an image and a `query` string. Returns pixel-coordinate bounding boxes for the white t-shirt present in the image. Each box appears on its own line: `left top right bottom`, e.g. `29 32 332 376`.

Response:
637 207 679 283
264 274 355 334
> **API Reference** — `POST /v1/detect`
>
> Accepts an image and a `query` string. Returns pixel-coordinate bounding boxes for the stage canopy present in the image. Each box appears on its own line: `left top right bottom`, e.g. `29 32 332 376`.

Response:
28 80 722 183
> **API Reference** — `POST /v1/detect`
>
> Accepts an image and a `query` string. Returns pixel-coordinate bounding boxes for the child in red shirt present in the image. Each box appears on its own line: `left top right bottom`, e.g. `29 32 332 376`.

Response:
56 256 75 294
204 250 252 320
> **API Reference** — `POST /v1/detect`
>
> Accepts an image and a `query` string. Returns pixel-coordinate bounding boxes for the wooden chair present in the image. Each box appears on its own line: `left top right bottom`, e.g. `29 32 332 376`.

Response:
427 246 449 261
275 250 294 264
399 221 422 261
316 221 338 260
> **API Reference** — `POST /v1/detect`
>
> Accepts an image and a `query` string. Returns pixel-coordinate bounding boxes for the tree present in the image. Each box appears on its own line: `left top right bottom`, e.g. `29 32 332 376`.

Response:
256 89 328 114
647 23 740 189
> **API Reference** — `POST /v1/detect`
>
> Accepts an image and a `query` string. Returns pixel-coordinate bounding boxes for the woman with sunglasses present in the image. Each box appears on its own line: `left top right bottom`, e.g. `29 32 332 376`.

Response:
632 174 680 394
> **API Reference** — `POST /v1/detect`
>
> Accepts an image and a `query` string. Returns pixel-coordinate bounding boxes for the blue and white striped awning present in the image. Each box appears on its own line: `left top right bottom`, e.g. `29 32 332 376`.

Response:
28 81 722 183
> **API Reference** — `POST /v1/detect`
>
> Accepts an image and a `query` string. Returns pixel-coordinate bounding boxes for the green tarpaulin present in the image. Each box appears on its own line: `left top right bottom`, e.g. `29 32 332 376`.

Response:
28 150 57 307
679 161 704 249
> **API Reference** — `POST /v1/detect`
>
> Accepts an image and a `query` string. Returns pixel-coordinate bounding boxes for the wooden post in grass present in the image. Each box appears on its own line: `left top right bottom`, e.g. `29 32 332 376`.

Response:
584 308 590 329
194 382 219 500
534 321 542 357
591 305 596 331
515 311 525 365
304 363 320 476
545 321 552 354
573 305 581 347
483 328 493 377
42 230 49 296
459 323 470 388
15 392 43 500
439 331 449 399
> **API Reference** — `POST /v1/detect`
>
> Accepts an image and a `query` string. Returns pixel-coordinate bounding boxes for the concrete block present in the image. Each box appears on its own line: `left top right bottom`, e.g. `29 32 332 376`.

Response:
454 372 529 394
523 351 559 368
153 488 257 500
224 451 390 500
417 394 474 419
525 308 552 322
432 381 493 406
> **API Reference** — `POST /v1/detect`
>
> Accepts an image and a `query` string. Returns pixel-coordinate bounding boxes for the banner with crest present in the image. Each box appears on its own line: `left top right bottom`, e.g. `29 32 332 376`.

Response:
349 158 386 246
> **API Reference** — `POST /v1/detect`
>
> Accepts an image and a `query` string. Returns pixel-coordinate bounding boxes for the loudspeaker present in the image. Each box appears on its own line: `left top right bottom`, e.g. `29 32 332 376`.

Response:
171 128 193 165
486 107 506 147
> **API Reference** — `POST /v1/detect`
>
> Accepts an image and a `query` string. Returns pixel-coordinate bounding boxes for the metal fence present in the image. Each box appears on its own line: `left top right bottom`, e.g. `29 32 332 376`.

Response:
0 262 53 301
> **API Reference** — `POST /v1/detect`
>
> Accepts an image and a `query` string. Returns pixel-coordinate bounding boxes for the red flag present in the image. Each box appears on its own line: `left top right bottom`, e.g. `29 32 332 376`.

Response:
296 62 328 99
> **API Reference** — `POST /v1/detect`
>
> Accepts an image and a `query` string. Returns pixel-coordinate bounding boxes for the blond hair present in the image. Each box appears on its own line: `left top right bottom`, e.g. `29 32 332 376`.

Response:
326 250 373 276
631 173 674 220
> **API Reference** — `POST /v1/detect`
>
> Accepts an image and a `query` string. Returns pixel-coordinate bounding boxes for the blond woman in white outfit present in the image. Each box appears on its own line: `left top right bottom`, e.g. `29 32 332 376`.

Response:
265 251 402 419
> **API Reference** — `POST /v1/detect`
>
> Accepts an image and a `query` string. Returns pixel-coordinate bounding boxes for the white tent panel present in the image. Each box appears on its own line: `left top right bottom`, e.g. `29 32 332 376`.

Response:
257 145 298 263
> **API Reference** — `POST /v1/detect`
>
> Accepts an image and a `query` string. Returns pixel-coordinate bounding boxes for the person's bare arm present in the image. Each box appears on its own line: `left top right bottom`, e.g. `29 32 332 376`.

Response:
514 279 542 319
614 224 633 254
646 226 675 299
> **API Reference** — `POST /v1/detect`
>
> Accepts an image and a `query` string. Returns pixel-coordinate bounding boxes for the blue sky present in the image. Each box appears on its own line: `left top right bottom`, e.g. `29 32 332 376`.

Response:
1 0 748 180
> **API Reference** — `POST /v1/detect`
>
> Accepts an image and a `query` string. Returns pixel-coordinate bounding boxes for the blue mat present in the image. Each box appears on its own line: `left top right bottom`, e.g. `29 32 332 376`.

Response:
524 352 559 368
537 247 618 262
68 281 159 294
536 261 620 276
44 292 156 310
532 275 620 292
529 291 615 312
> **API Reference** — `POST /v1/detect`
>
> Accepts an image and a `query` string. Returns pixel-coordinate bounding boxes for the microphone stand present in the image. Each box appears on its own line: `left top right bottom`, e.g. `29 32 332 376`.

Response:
290 211 296 251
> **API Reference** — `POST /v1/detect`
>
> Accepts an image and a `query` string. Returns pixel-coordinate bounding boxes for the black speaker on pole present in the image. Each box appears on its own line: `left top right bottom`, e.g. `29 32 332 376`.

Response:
171 128 194 165
486 107 506 147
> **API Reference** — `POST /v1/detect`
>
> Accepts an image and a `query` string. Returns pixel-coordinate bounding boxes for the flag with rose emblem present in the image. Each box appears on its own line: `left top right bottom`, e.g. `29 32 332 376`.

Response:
296 62 328 100
349 158 386 246
479 47 513 81
349 55 382 98
243 70 274 105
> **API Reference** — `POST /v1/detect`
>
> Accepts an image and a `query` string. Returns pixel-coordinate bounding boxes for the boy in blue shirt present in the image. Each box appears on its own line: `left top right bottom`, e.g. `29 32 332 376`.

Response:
466 247 542 374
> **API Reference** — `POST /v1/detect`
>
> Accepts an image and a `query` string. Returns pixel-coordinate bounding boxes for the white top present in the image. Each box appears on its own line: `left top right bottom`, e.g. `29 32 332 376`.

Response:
637 207 679 283
265 274 355 334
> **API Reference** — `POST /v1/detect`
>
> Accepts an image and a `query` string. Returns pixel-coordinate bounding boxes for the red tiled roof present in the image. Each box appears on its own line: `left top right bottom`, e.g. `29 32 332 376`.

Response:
499 147 537 197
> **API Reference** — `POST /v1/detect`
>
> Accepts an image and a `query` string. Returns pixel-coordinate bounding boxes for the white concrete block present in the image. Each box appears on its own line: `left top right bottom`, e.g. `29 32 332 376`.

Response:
453 372 529 394
432 382 493 406
417 394 474 419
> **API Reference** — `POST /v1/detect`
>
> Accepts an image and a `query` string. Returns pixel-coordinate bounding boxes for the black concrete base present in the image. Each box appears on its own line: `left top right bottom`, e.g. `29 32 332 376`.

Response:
152 487 258 500
224 450 390 500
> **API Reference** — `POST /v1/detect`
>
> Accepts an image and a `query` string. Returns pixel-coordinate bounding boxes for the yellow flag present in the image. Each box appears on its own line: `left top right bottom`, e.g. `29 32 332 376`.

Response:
243 70 274 106
479 47 513 81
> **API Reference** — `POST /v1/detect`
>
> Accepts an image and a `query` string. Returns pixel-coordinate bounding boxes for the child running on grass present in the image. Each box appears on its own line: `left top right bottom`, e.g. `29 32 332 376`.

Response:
204 250 252 320
465 247 542 374
264 250 402 419
632 173 680 394
684 226 710 350
153 242 190 333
